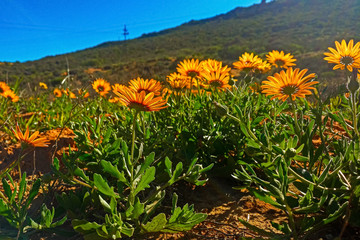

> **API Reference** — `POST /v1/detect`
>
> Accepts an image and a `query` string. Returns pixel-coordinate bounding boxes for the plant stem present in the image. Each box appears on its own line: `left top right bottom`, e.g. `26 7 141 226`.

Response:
350 91 359 138
289 96 301 137
129 110 139 206
285 203 298 240
339 190 353 239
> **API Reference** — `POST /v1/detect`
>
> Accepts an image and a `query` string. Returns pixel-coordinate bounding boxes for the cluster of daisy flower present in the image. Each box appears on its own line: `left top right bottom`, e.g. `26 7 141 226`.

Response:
232 50 318 102
53 87 89 99
92 77 167 112
0 81 19 102
233 50 297 73
163 58 232 95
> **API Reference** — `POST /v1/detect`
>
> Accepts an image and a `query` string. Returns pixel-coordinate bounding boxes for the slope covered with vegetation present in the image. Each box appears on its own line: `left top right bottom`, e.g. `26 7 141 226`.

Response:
0 0 359 90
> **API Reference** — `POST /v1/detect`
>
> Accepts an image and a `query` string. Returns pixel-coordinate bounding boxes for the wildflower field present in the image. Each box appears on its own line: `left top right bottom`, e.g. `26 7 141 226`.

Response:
1 40 360 240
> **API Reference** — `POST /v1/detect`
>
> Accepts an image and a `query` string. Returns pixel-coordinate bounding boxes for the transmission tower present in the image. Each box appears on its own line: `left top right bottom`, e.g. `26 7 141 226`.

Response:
123 25 129 41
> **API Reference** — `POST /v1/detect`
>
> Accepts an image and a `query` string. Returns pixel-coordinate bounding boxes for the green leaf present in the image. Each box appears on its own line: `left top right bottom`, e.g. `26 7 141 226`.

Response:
2 178 12 200
272 145 284 155
248 188 285 210
93 174 118 198
239 122 250 138
100 160 127 183
168 162 183 185
99 195 112 213
141 213 167 233
74 167 89 181
18 172 27 202
132 197 145 219
134 167 155 196
24 178 41 210
238 218 276 237
164 157 172 177
135 152 155 179
247 139 261 149
72 219 101 232
52 157 60 171
293 155 308 162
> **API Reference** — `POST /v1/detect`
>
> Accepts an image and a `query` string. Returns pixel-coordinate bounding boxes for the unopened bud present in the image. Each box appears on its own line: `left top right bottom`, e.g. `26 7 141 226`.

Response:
285 148 297 159
347 76 359 94
213 101 229 117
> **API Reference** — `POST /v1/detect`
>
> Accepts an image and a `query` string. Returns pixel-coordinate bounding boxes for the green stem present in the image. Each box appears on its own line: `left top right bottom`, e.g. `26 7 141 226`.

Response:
350 91 359 138
285 203 298 240
339 190 354 239
129 110 139 205
141 111 146 143
289 96 301 137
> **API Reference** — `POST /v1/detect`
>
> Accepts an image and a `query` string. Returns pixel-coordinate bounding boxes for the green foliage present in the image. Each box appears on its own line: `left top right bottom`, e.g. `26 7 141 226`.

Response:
51 109 212 239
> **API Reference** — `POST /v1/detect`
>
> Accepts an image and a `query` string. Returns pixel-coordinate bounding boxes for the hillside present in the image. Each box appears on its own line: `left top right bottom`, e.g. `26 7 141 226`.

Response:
0 0 359 90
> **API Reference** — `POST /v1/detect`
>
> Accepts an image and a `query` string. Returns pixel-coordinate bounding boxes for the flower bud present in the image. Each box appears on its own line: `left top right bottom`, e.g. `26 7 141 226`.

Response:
347 76 359 95
213 101 228 117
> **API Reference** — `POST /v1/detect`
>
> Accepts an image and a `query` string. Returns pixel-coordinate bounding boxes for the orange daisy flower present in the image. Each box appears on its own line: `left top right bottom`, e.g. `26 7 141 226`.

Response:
164 73 189 95
0 82 10 95
257 61 272 73
112 83 127 94
12 124 50 148
63 88 76 99
266 50 297 69
177 59 204 79
39 82 48 89
128 77 162 95
114 87 167 112
92 78 111 96
261 68 317 101
233 52 265 72
202 69 231 91
201 59 231 75
324 39 360 72
53 88 62 97
3 90 19 102
77 89 90 98
108 97 120 103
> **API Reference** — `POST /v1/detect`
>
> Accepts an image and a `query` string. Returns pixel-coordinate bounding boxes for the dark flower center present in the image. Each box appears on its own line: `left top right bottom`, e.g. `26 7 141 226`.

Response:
187 71 199 78
281 85 299 95
210 80 223 88
275 60 285 67
341 56 354 65
128 102 149 112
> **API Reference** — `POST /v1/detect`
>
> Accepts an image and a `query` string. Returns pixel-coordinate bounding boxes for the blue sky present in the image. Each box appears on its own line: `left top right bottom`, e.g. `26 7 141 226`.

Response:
0 0 261 62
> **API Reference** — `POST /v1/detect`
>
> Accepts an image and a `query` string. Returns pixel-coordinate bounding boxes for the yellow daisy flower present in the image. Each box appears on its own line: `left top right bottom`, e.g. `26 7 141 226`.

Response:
92 78 111 96
266 50 297 69
177 59 204 79
128 77 162 95
53 88 62 97
324 39 360 72
3 90 19 102
0 82 10 95
12 124 49 148
114 87 168 112
261 68 318 101
39 82 48 90
233 52 265 72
